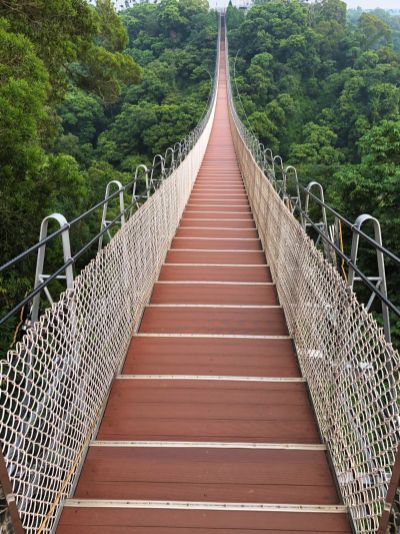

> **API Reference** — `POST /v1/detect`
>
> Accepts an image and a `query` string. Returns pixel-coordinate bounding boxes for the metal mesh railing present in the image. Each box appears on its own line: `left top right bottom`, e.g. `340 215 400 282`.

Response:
0 25 219 534
224 18 400 534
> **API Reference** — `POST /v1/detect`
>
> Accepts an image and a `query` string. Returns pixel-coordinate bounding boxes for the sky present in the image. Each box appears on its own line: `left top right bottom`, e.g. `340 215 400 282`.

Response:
212 0 400 9
100 0 400 12
344 0 399 8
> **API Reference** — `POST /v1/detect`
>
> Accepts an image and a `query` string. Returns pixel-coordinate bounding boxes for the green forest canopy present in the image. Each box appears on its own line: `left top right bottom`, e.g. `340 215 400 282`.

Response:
226 0 400 339
0 0 217 351
0 0 399 346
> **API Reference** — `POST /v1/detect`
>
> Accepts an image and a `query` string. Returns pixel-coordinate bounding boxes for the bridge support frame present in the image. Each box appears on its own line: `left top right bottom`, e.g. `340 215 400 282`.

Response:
31 214 73 324
98 180 126 251
348 214 391 343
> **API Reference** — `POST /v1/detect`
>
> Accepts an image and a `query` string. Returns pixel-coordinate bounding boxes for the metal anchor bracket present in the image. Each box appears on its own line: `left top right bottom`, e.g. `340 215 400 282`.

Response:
348 214 391 343
149 155 166 193
303 181 334 261
271 155 285 195
98 180 126 251
31 213 73 324
131 165 150 217
283 166 302 216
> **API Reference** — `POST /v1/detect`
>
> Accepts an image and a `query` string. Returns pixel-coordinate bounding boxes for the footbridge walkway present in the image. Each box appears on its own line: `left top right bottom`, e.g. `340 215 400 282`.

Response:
1 16 399 534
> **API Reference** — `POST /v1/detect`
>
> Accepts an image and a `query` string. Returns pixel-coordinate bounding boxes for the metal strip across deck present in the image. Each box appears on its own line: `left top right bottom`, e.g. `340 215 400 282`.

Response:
156 280 274 285
116 375 306 382
90 441 326 450
135 333 291 338
65 500 346 513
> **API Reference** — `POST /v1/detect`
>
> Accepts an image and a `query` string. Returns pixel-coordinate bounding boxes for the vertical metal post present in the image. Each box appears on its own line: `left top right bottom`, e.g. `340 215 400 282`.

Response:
272 155 284 195
132 165 150 209
283 165 302 217
149 155 165 192
303 181 333 262
98 180 126 251
303 181 328 233
0 450 24 534
165 147 175 175
377 445 400 533
174 142 182 167
348 214 391 343
31 214 73 324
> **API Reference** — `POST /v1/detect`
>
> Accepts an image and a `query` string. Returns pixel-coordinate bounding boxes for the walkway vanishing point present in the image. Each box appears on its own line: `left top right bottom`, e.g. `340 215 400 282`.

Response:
57 34 352 533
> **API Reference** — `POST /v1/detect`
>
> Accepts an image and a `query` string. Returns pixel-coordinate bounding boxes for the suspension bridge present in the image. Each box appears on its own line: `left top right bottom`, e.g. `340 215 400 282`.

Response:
1 15 399 534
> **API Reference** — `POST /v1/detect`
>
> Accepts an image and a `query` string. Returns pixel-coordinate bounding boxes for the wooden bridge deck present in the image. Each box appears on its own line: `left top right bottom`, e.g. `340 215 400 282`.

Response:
57 40 351 533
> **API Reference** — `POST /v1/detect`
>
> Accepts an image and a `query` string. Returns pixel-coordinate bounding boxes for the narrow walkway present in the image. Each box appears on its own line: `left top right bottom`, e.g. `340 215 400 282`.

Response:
58 38 351 533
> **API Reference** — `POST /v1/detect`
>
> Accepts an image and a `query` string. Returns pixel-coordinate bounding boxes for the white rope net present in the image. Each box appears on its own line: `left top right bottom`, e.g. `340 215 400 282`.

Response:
225 27 400 534
0 76 218 533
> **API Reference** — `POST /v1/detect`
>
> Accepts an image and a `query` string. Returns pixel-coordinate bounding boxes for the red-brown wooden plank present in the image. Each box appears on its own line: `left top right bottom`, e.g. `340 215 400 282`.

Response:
139 306 288 336
179 218 256 229
191 189 245 194
182 212 253 221
98 379 311 405
159 264 271 282
123 336 298 377
196 178 244 182
97 380 318 443
187 197 249 204
58 508 351 533
176 227 258 238
165 250 266 264
186 202 250 208
195 179 243 182
73 447 339 504
171 238 262 251
150 283 277 305
185 205 251 213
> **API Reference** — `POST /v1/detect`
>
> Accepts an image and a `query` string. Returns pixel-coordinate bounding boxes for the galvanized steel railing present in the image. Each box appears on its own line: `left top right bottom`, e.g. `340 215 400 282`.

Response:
224 16 400 534
0 19 220 534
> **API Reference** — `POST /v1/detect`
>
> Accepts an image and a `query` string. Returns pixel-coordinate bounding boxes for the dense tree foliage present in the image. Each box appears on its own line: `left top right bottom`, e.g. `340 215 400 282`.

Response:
3 0 397 346
0 0 217 351
348 8 400 51
227 0 400 340
57 0 217 172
